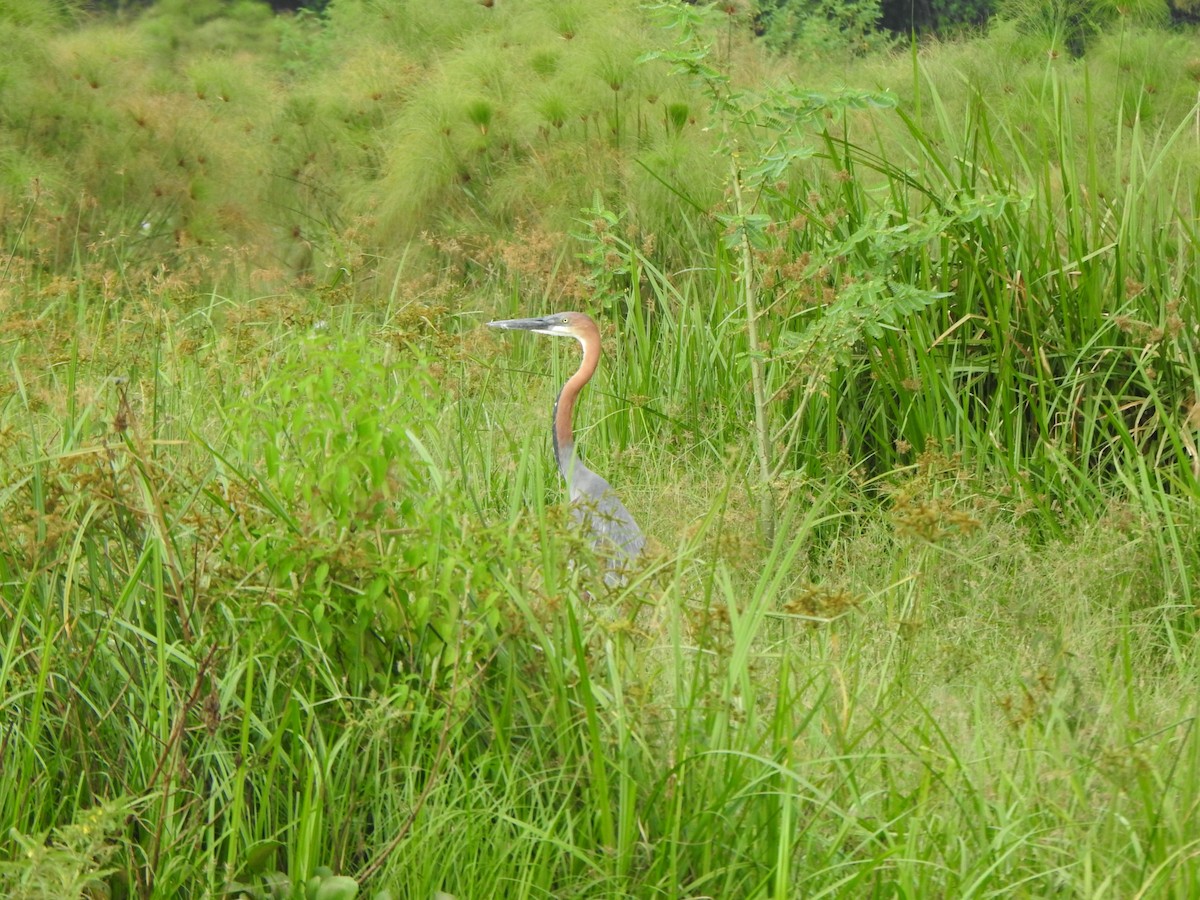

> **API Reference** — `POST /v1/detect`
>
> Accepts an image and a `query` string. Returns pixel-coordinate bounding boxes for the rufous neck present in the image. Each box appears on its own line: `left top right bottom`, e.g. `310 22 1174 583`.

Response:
552 329 600 486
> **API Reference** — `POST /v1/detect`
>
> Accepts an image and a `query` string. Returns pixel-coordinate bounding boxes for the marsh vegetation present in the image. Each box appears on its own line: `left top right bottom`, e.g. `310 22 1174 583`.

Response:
2 1 1199 897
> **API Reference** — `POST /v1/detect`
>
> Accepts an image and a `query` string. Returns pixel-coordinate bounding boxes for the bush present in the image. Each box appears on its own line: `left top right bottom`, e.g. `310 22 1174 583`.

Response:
213 334 526 692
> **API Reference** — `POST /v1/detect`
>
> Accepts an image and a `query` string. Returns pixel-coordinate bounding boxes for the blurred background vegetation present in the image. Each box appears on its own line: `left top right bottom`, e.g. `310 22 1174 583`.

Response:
3 0 1196 293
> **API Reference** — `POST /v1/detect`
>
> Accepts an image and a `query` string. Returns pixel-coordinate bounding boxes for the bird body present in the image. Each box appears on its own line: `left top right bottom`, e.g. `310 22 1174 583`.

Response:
489 312 645 565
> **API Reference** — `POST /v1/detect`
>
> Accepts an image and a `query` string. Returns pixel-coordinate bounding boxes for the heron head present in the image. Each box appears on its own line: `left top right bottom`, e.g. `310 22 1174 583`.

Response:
488 311 598 342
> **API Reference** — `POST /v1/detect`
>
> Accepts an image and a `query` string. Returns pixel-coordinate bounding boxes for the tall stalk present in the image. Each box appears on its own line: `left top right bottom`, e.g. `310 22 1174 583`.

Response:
729 157 776 540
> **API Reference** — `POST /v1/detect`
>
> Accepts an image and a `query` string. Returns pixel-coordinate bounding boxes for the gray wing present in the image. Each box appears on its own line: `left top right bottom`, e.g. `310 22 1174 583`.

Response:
569 468 645 563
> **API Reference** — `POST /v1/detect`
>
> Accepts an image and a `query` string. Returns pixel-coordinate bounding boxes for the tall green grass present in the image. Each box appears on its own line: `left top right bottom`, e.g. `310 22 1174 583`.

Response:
3 276 1198 898
2 2 1200 898
4 300 1195 897
571 5 1200 538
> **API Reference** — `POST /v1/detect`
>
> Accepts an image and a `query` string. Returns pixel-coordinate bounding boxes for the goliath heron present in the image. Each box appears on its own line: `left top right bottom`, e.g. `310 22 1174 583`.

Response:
489 312 645 566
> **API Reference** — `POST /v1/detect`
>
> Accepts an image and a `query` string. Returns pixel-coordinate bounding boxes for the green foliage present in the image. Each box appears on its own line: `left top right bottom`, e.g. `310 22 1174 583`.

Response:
2 254 1199 898
599 1 1200 527
360 0 684 260
140 0 281 56
0 0 354 284
758 0 894 56
0 19 285 276
0 801 128 899
0 0 78 31
215 334 517 691
1 0 1196 294
996 0 1170 55
2 3 1200 898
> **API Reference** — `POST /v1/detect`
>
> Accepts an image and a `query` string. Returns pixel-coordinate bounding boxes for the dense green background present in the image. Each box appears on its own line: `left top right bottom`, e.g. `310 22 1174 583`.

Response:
2 1 1199 897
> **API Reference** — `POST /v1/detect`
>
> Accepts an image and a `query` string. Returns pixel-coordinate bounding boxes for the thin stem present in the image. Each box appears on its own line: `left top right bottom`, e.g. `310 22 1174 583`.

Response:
730 155 775 540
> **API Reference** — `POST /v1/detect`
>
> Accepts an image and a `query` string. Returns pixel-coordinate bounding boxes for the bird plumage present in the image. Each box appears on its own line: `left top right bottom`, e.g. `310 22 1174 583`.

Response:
489 311 645 566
